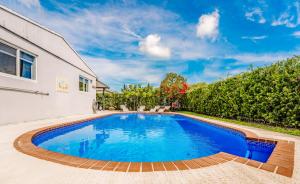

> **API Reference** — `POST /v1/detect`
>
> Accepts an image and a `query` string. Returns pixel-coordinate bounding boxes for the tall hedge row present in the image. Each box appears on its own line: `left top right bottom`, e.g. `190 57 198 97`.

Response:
184 56 300 128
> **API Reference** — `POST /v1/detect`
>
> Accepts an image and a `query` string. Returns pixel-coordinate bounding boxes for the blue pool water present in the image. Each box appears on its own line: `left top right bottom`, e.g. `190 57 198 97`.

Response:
33 114 275 162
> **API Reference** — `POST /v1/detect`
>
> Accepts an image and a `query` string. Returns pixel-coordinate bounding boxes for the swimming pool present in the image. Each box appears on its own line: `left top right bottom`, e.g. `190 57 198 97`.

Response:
33 113 275 162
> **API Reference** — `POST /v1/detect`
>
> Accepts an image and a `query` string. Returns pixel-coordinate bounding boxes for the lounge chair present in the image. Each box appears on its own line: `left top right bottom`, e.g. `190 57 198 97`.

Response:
158 106 171 113
150 105 160 112
137 105 145 112
120 105 129 112
149 108 156 112
164 106 171 112
157 108 164 113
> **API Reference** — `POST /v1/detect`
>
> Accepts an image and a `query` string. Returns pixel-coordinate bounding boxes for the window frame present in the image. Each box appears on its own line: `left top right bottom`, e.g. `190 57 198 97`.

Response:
0 40 37 82
0 47 17 58
20 51 35 79
79 76 89 92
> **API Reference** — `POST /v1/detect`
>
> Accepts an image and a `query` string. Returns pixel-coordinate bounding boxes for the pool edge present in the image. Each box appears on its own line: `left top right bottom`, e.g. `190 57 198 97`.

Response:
13 112 295 177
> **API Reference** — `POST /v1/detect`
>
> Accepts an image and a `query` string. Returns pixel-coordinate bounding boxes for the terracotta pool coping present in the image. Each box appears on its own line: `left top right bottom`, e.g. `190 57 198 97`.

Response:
13 112 295 177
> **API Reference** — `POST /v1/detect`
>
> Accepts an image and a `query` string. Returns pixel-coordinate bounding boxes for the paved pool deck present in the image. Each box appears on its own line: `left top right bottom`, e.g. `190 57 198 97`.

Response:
0 111 299 184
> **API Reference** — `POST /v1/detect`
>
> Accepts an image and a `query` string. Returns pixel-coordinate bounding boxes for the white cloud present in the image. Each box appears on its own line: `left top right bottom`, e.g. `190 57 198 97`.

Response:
16 0 40 8
202 67 223 79
3 2 181 59
139 34 171 58
84 57 187 90
1 0 223 61
227 52 299 65
271 2 300 28
245 8 266 24
0 0 227 90
194 60 246 83
196 10 220 41
196 50 299 83
272 13 298 28
292 31 300 38
241 35 267 42
86 57 162 85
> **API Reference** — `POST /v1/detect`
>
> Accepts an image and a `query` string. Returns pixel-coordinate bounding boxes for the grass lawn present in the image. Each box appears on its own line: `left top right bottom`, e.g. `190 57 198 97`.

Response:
179 111 300 136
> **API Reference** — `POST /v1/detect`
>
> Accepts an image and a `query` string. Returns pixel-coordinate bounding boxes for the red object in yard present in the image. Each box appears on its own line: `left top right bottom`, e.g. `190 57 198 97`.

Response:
179 82 188 94
179 90 185 94
172 102 177 108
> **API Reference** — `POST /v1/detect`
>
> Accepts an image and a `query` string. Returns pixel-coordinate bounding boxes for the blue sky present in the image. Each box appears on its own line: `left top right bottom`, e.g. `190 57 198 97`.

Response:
1 0 300 90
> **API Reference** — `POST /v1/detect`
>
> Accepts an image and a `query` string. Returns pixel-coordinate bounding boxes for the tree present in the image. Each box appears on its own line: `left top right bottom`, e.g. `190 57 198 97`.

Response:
120 84 159 110
160 73 188 106
188 82 207 91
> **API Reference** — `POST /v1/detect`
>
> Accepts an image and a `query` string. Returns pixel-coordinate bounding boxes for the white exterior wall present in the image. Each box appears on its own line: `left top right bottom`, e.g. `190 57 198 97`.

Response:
0 7 97 125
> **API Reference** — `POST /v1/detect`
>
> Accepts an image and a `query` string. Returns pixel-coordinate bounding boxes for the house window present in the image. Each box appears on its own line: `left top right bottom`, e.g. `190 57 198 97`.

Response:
20 51 35 79
0 42 17 75
0 41 36 80
79 76 89 92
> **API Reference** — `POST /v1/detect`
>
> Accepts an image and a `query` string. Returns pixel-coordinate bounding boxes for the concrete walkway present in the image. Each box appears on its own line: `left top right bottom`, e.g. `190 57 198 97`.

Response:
0 111 299 184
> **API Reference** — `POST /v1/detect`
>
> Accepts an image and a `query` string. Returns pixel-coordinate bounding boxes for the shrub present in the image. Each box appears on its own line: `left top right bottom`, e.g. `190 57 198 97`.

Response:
184 56 300 128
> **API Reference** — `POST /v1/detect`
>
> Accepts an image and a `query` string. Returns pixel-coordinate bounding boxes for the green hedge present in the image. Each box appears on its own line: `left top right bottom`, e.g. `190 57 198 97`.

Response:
96 93 123 110
184 56 300 128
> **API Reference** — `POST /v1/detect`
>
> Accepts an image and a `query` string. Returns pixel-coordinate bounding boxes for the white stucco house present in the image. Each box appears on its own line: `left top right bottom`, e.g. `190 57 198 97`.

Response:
0 5 99 125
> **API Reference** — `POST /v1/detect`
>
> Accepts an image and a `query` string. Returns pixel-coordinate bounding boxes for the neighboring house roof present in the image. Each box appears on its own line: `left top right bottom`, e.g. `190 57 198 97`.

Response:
0 5 96 78
96 88 113 94
96 80 109 89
